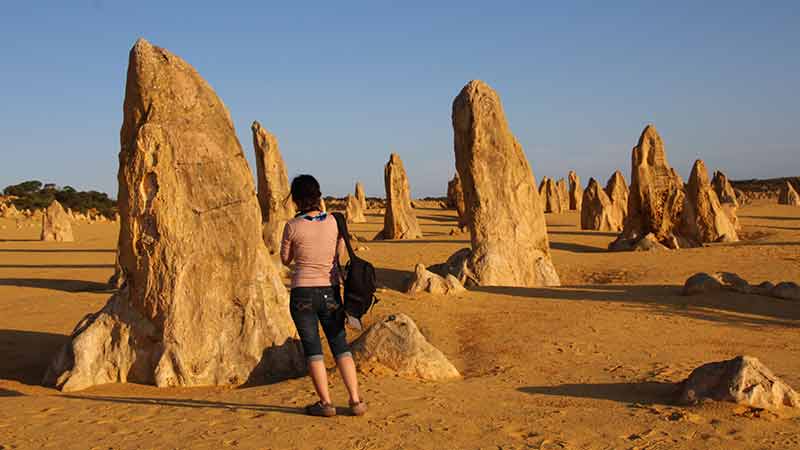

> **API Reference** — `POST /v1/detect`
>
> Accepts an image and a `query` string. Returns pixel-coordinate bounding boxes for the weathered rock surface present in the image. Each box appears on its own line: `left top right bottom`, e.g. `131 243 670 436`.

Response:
678 356 799 409
40 200 75 242
580 178 622 231
345 190 366 223
0 202 20 218
452 80 559 287
779 181 800 206
44 39 302 392
568 170 582 211
556 178 569 211
351 313 460 381
605 170 629 226
613 125 685 250
680 160 738 245
682 272 800 301
405 263 465 296
542 178 564 214
446 173 466 225
252 120 295 254
378 153 422 240
681 272 723 295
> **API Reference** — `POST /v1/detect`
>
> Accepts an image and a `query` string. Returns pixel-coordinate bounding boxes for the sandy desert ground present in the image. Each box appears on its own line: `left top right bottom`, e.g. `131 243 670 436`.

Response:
1 201 799 450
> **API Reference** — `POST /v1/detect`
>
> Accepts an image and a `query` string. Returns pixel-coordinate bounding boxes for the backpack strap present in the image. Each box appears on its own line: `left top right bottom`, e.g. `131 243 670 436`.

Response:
331 212 356 260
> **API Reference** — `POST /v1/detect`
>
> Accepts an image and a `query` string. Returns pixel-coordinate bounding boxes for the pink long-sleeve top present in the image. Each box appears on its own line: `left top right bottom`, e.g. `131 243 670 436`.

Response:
280 213 345 288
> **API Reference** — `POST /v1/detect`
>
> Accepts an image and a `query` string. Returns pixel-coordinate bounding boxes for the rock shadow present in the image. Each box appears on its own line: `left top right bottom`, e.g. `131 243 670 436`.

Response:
61 395 307 416
519 381 677 405
0 278 112 293
474 284 800 327
549 242 605 253
0 388 24 397
0 329 68 385
375 267 413 291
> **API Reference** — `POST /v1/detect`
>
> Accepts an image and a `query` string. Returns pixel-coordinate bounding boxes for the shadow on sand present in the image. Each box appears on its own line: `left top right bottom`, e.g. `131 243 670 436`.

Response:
0 278 112 292
0 329 69 385
519 381 677 405
474 284 800 328
0 387 24 397
61 395 308 416
549 242 605 253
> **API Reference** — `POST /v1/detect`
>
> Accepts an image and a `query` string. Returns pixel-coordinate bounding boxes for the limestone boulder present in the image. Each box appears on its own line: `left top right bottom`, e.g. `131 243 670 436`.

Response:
568 170 582 211
452 80 559 287
40 200 75 242
446 173 466 225
580 178 622 232
712 170 738 207
345 193 366 223
378 153 422 240
678 356 799 409
556 178 569 211
405 263 465 296
44 39 303 392
681 272 723 295
542 178 563 214
680 160 738 245
779 181 800 206
252 120 295 254
771 282 800 301
615 125 685 249
351 313 460 381
355 182 367 211
605 170 629 226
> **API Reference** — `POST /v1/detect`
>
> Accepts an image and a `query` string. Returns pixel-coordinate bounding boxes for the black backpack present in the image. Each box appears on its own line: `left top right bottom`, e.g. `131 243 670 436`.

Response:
332 212 378 319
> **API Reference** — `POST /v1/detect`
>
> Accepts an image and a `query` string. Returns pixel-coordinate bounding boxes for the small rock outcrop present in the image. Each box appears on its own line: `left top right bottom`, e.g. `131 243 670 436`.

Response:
351 313 460 381
40 200 75 242
252 120 295 254
568 170 582 211
678 356 799 409
679 160 738 245
378 153 422 240
355 182 367 211
542 178 563 214
446 173 466 225
405 263 465 296
44 39 302 392
779 181 800 206
611 125 685 250
682 272 800 301
345 191 366 223
452 80 559 287
711 170 738 207
556 178 569 211
580 178 622 231
605 170 629 225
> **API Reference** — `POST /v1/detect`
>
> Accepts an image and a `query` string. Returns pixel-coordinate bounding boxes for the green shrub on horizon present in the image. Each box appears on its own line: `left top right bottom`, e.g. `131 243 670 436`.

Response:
3 180 117 219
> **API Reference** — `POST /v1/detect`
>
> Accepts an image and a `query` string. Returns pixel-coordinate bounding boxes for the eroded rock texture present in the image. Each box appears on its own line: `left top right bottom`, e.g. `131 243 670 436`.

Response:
40 200 75 242
44 39 302 392
351 313 460 381
556 178 569 211
452 80 559 287
379 153 422 240
355 181 367 211
779 181 800 206
678 356 799 409
568 170 582 211
542 178 563 214
605 170 629 230
405 263 465 296
581 178 622 232
680 160 738 245
252 120 295 254
447 173 466 225
712 170 738 207
613 125 685 249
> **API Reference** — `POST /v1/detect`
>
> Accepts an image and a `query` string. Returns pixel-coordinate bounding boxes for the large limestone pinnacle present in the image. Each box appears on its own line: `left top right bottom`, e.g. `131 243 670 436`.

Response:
605 170 629 226
44 38 302 392
680 159 738 245
451 80 559 287
41 200 75 242
252 120 295 254
379 153 423 240
581 178 621 232
619 124 685 247
568 170 583 211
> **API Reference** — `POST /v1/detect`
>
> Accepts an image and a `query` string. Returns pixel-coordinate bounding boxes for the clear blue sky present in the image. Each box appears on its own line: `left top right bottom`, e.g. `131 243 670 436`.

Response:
1 1 798 198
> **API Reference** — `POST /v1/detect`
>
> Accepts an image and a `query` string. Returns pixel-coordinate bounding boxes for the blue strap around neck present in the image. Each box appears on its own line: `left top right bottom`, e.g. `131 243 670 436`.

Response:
300 212 328 222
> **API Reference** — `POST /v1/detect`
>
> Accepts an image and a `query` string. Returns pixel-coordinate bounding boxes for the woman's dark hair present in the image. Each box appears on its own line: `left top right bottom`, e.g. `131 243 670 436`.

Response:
290 174 322 214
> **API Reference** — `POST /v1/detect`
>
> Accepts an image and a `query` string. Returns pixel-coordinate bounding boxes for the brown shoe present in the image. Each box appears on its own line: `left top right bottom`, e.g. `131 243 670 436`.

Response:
350 400 367 416
306 401 336 417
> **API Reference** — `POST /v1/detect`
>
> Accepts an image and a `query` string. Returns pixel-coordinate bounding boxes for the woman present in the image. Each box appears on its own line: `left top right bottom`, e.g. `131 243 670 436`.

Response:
280 174 366 417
